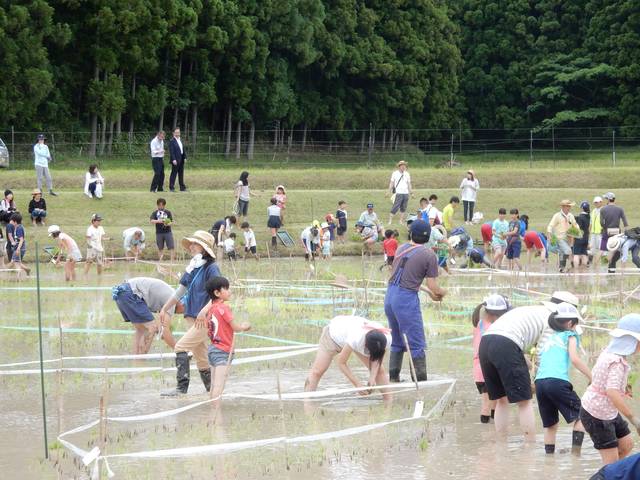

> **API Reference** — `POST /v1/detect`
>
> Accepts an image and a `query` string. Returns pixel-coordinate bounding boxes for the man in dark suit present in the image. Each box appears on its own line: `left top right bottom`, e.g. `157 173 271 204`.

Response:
169 127 187 192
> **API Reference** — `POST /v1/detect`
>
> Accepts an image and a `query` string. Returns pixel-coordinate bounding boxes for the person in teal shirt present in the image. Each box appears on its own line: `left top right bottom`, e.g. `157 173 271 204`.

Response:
534 302 592 455
491 208 509 268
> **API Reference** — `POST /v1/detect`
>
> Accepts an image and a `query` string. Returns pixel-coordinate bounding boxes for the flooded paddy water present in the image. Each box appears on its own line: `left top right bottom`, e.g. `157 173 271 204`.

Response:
1 255 639 479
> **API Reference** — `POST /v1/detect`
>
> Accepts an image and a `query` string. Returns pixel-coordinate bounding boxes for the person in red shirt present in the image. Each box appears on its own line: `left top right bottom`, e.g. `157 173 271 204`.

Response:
381 229 399 270
194 276 250 405
523 230 548 266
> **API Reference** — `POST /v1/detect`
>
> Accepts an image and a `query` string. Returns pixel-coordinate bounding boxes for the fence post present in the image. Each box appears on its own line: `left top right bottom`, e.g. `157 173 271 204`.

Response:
208 135 211 163
458 121 462 153
449 133 454 168
367 123 372 168
11 125 15 162
612 129 616 167
529 130 533 168
552 126 556 168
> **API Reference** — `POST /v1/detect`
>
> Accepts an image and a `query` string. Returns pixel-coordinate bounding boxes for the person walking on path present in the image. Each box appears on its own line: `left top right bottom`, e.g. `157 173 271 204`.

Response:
34 134 57 196
460 170 479 224
384 220 446 382
150 131 165 192
169 128 187 192
387 160 412 224
547 200 579 273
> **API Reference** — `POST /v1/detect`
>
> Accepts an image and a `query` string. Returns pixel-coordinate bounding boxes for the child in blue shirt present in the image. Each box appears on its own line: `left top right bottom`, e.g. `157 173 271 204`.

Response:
491 208 509 268
535 302 592 455
6 213 30 275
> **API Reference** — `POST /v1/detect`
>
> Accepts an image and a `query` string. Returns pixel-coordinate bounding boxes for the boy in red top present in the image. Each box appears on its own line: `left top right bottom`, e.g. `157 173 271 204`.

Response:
381 229 399 270
195 276 250 405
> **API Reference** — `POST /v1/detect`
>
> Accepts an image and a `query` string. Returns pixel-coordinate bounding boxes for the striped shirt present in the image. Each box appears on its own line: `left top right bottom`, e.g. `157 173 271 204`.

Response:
483 305 552 351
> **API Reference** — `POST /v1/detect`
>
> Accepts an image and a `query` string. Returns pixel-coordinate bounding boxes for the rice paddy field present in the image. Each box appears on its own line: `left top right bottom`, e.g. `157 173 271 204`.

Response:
2 255 640 479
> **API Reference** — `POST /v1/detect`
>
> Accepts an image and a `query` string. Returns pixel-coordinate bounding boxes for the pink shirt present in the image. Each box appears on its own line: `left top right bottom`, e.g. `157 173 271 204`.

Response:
581 351 630 420
473 319 492 383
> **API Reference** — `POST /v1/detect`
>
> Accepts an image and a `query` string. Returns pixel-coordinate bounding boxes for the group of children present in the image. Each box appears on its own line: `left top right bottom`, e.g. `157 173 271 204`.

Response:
471 291 640 471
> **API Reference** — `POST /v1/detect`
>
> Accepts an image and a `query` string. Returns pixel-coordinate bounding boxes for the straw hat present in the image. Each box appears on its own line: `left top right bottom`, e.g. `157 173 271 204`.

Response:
330 274 351 289
181 230 216 258
559 199 575 207
397 160 408 168
607 234 624 252
275 184 286 193
32 188 42 196
467 169 475 176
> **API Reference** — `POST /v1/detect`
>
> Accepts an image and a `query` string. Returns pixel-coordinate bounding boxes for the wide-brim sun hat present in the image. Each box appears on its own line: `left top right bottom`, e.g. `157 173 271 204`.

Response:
47 225 61 237
275 184 286 194
467 169 475 176
550 291 579 307
181 230 216 258
397 160 408 167
447 235 461 248
32 188 42 196
559 199 575 207
607 314 640 356
607 234 624 252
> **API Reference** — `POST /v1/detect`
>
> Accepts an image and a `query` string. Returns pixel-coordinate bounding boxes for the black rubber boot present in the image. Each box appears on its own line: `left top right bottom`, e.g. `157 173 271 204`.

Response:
161 351 190 396
389 351 404 382
559 254 567 272
271 236 277 247
199 368 211 392
411 356 427 382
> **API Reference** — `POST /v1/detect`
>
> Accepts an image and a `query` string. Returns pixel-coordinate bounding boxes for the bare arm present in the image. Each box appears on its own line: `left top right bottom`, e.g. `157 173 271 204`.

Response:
607 389 634 420
568 336 592 382
424 277 446 301
335 345 367 392
194 301 212 329
230 318 251 332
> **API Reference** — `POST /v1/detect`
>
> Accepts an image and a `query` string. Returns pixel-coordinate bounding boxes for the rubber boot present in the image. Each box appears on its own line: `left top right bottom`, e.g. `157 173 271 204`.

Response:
411 356 428 382
559 254 567 273
161 351 190 396
389 351 404 382
199 368 211 392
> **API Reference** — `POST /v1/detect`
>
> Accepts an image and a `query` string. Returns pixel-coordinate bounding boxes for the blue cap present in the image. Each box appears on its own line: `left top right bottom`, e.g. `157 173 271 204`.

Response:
367 203 374 209
409 219 431 244
607 314 640 356
580 201 590 211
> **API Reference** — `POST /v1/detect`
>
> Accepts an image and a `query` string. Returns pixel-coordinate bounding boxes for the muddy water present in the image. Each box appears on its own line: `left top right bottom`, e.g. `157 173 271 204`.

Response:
1 258 640 478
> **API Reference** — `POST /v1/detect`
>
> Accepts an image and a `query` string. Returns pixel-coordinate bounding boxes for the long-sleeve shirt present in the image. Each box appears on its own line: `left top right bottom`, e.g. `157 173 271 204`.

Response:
547 211 577 240
150 136 164 158
33 143 51 167
600 204 628 230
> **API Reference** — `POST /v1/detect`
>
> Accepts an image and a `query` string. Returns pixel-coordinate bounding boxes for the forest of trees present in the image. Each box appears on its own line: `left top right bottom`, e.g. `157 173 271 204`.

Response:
0 0 638 156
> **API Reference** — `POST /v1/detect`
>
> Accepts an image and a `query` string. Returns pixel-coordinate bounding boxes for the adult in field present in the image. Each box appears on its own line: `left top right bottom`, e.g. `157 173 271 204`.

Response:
169 128 187 192
150 130 166 192
305 315 392 401
123 227 145 260
479 291 580 442
590 196 604 267
523 230 548 265
547 200 579 273
159 231 221 395
600 192 628 262
384 220 446 382
34 134 57 196
387 160 412 225
573 201 591 269
359 203 383 237
460 170 479 225
112 277 184 354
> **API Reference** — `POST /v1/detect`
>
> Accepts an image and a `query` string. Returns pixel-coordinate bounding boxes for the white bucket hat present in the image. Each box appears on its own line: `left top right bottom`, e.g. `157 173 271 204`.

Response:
47 225 61 237
484 294 510 313
607 234 624 252
607 314 640 356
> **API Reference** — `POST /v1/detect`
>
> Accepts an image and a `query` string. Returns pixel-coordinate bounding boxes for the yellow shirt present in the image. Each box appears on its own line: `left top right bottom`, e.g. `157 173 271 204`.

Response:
442 204 455 231
590 209 602 234
547 211 577 240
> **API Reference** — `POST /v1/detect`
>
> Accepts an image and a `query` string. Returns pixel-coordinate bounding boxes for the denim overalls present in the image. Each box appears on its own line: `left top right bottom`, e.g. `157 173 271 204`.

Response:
384 244 427 358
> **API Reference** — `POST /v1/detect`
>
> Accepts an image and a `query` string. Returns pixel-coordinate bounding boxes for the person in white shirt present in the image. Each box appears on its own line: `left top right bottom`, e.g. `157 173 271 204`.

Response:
33 134 57 196
84 164 105 198
241 222 259 260
267 197 282 250
150 131 166 192
123 227 145 260
301 225 319 260
460 170 480 224
388 160 412 224
305 315 392 401
223 233 237 260
85 214 109 275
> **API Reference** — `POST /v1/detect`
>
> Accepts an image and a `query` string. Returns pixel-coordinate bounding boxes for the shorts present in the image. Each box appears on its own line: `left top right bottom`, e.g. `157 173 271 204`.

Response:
481 224 493 243
506 240 521 259
267 215 281 229
391 193 409 214
208 344 233 366
322 243 331 255
479 334 532 403
580 407 631 450
0 239 6 258
237 199 249 216
226 250 236 260
590 233 602 252
475 381 487 395
386 255 395 265
534 378 581 428
318 326 342 355
492 243 506 254
11 247 26 263
114 283 154 323
573 240 588 256
245 245 257 254
68 247 82 262
86 247 104 265
337 226 346 236
156 232 175 250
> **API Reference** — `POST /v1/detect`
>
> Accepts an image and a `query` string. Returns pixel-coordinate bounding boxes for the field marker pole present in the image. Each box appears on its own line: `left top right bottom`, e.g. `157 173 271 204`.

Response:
11 125 15 161
612 130 616 166
529 130 533 168
35 241 49 459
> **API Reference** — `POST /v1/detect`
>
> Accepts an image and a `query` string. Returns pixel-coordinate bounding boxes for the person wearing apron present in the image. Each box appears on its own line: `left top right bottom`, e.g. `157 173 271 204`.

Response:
384 220 446 382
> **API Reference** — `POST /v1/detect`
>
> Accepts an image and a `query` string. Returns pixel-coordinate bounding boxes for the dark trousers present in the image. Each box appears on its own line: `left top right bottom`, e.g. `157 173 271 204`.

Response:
463 200 475 222
169 160 185 190
609 245 640 271
150 157 165 192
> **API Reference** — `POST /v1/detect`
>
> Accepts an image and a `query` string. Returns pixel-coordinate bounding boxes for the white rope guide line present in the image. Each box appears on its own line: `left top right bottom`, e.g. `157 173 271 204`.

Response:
0 347 318 376
0 344 317 368
60 380 456 478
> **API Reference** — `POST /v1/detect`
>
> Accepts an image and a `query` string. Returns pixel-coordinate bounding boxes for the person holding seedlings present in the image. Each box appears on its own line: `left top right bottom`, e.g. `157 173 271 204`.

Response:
241 222 259 260
492 208 509 268
524 229 548 265
465 246 493 268
534 302 591 455
28 189 47 226
112 277 185 354
150 198 175 262
210 215 237 248
336 201 348 243
274 185 287 224
547 199 580 273
481 222 493 254
223 232 237 260
267 197 281 251
123 227 145 260
384 220 446 382
580 314 640 466
479 291 580 442
85 213 108 275
472 294 510 424
48 225 82 282
305 315 392 399
193 276 250 404
6 213 30 275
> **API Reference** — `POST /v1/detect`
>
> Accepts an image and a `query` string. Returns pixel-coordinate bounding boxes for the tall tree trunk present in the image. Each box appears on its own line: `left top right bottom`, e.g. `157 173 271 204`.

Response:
287 127 293 156
172 54 183 130
107 120 114 155
235 120 242 160
89 66 100 157
280 124 285 147
274 120 279 148
247 115 255 160
302 123 307 151
191 105 198 153
183 105 189 140
158 54 169 131
382 129 387 151
360 130 366 153
225 105 232 157
129 74 137 135
99 116 107 156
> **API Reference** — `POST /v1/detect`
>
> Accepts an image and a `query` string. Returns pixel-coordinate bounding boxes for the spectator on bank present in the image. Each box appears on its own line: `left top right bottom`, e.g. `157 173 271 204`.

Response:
387 160 412 225
169 128 187 192
150 131 166 192
84 164 105 199
460 170 480 224
34 134 57 196
28 189 47 226
0 189 18 224
235 171 257 220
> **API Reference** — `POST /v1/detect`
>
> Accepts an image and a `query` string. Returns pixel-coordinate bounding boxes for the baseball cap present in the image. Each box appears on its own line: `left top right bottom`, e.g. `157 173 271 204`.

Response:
553 302 583 321
580 201 590 211
604 192 615 200
409 219 431 244
593 196 603 203
91 213 103 221
607 314 640 356
484 294 510 313
367 203 374 209
47 225 61 236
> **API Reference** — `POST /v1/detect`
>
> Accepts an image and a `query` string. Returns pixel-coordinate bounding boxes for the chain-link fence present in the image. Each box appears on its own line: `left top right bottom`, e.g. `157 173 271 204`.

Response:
0 126 638 169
